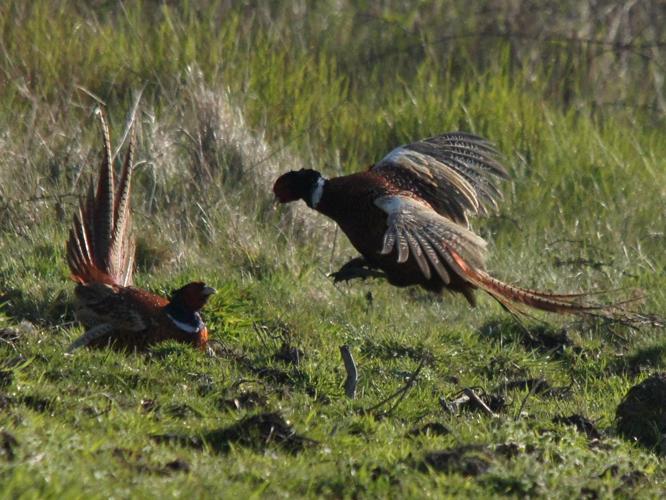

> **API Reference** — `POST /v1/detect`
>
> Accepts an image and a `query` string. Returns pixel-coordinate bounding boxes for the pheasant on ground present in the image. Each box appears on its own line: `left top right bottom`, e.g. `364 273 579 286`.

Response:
66 109 215 352
273 132 654 325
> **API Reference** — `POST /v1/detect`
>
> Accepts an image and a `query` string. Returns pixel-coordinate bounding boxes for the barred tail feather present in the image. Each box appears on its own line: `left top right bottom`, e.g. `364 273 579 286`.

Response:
447 249 663 328
108 127 135 285
66 108 136 286
93 108 114 268
472 270 608 315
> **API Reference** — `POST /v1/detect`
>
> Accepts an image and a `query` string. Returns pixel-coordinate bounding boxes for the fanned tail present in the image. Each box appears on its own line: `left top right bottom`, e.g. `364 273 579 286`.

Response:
66 108 136 287
447 249 663 328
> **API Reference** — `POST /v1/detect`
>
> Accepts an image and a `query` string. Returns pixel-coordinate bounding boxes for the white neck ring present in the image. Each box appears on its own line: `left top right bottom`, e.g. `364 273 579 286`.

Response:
310 176 326 208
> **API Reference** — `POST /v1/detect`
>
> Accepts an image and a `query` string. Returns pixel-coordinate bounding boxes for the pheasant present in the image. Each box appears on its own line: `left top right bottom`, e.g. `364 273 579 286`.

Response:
273 132 652 324
66 109 215 352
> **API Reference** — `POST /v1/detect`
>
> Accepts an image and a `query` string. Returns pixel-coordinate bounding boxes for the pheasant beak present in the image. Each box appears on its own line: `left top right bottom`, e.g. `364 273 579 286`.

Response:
202 286 216 297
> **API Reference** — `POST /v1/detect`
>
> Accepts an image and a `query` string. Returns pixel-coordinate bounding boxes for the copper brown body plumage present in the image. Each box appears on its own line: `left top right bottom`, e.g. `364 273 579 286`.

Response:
66 109 215 352
273 132 653 323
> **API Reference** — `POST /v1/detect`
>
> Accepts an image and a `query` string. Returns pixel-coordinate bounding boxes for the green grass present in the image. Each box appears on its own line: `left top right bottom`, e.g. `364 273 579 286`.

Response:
0 1 665 497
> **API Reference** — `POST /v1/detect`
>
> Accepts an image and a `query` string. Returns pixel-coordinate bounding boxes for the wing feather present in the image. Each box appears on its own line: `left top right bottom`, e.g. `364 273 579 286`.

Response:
375 195 487 282
420 232 452 284
381 227 397 255
396 227 409 263
405 229 431 279
372 132 508 225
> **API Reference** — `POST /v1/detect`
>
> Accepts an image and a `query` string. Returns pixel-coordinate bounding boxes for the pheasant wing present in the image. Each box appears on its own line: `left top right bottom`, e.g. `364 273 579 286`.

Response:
75 283 148 332
371 132 508 225
374 195 488 283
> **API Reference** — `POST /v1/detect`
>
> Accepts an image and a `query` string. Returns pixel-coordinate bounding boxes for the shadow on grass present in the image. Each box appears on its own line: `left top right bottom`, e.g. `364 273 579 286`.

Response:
479 318 582 358
610 343 666 376
0 286 74 328
153 412 317 454
360 338 435 366
418 445 493 476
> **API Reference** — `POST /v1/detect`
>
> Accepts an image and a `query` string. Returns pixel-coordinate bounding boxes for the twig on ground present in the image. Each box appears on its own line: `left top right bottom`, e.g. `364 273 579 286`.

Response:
463 388 499 418
339 345 358 399
439 395 455 414
363 358 425 417
441 388 499 418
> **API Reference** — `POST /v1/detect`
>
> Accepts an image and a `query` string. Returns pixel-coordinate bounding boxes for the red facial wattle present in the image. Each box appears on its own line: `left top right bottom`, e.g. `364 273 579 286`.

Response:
273 176 293 203
179 283 216 311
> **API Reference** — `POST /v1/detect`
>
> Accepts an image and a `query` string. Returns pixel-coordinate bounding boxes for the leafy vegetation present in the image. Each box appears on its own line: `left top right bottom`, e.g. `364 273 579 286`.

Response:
0 1 664 497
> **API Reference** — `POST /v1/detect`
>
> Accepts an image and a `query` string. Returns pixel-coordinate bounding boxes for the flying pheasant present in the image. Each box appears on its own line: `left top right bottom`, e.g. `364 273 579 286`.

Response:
66 109 215 352
273 132 653 324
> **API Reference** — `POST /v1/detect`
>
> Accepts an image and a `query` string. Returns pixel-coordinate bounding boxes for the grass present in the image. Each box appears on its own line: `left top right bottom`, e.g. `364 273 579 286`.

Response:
0 0 665 497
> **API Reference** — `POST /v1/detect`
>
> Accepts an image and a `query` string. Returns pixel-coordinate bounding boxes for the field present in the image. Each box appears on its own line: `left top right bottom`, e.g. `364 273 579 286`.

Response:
0 1 665 497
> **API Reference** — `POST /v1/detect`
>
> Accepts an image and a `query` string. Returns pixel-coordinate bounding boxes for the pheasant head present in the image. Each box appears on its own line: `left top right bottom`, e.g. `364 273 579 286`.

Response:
273 169 325 208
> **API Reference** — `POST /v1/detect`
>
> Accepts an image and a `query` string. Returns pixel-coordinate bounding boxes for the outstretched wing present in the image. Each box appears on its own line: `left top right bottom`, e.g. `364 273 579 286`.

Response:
371 132 509 226
374 195 488 283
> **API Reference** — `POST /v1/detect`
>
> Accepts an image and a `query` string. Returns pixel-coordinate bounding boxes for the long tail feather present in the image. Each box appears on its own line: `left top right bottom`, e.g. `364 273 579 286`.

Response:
66 108 137 286
93 108 115 269
84 180 96 255
447 249 663 328
109 126 135 285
